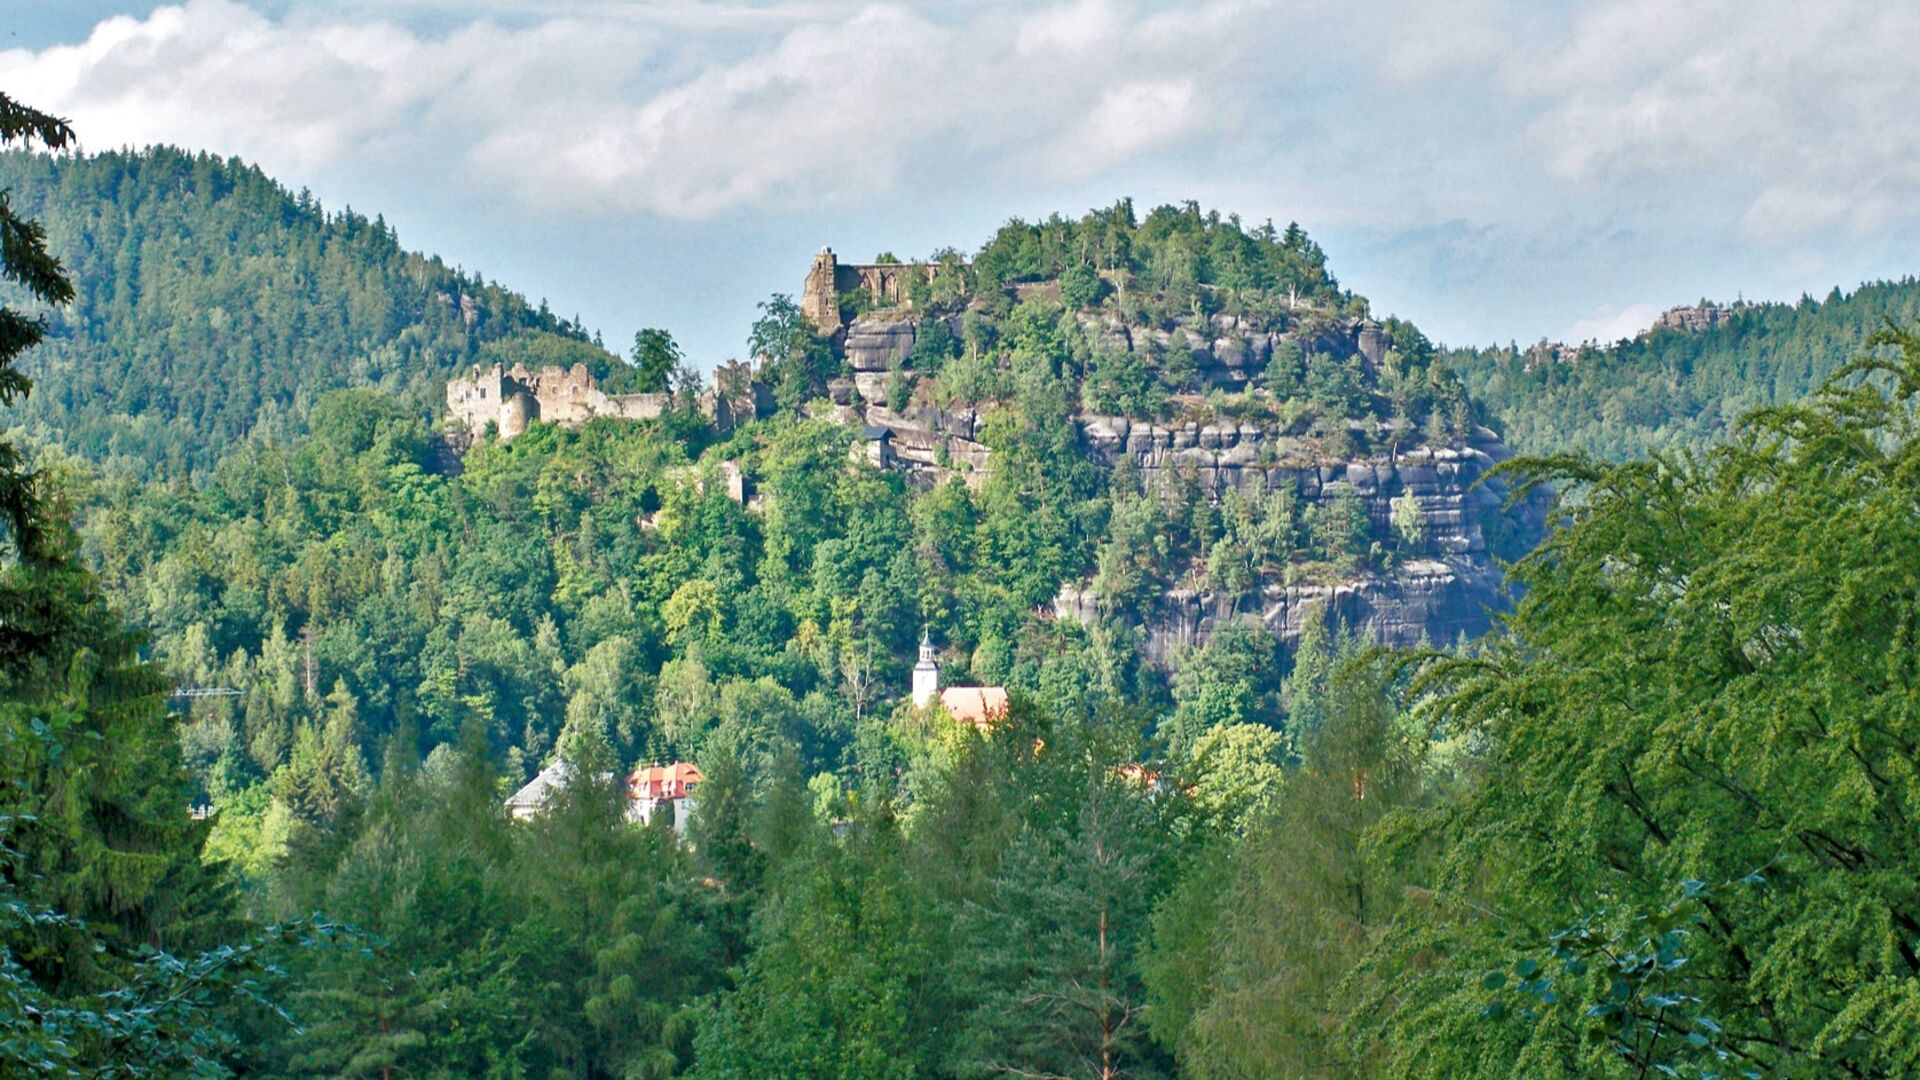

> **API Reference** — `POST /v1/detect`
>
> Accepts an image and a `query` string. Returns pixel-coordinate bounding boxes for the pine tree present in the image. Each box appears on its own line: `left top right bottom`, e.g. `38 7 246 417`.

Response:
951 708 1176 1080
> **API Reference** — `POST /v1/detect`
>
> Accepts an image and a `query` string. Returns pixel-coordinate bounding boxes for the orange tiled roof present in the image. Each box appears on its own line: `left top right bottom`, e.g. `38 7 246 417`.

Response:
629 761 704 801
939 686 1009 731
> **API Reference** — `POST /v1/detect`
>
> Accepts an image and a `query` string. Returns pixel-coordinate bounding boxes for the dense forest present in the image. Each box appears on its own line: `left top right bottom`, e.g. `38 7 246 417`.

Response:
1453 279 1920 459
0 148 615 477
8 111 1920 1079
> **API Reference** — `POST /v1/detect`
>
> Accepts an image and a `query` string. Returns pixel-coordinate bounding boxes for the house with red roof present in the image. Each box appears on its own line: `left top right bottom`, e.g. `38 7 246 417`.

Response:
628 761 704 835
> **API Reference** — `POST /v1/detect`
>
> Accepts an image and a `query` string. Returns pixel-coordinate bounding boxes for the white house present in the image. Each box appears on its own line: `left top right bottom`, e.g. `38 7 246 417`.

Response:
504 759 703 837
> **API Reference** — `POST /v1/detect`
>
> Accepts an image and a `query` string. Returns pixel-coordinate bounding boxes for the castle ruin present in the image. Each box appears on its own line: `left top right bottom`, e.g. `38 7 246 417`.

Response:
802 248 941 335
447 360 772 442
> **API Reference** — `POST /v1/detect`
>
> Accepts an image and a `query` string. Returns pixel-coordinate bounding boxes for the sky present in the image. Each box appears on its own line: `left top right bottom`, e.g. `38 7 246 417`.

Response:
7 0 1920 368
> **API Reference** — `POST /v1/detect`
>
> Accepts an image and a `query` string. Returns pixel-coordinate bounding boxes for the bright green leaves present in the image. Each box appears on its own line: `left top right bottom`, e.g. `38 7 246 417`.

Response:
1384 328 1920 1075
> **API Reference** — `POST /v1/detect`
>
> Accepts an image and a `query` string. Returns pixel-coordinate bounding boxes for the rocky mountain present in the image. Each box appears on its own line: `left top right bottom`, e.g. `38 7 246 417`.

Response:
793 211 1542 661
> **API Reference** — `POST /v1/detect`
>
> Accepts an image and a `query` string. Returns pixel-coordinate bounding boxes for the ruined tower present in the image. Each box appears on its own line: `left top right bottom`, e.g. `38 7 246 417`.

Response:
803 247 842 334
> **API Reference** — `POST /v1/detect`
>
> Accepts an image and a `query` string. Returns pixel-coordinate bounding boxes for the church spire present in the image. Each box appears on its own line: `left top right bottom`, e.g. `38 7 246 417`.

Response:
912 627 940 707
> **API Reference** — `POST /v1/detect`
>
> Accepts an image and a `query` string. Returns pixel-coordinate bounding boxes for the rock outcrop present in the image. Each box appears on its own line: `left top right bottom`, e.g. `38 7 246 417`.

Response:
1057 555 1504 666
1077 417 1514 553
828 309 1538 663
1649 304 1734 335
1055 425 1537 660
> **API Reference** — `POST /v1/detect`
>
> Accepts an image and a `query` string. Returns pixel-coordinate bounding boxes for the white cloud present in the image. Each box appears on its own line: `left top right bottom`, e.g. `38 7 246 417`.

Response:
1 0 1250 218
10 0 1920 356
1017 0 1123 55
1561 302 1661 345
1044 80 1199 178
0 1 478 172
1507 0 1920 242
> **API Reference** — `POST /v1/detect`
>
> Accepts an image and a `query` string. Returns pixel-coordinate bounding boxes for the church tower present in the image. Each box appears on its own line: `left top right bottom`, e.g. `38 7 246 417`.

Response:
911 629 940 708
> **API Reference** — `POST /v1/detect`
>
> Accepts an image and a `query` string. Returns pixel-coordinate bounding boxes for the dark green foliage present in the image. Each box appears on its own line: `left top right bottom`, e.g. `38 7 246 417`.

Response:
971 202 1338 323
1082 344 1159 417
629 327 685 394
1145 651 1431 1078
1164 623 1280 756
1454 283 1920 460
750 293 839 410
946 701 1182 1080
692 810 926 1079
1262 338 1303 396
0 148 616 477
1341 326 1920 1075
0 95 73 589
0 97 287 1078
1304 352 1369 416
1059 258 1104 309
907 316 957 374
1481 874 1767 1079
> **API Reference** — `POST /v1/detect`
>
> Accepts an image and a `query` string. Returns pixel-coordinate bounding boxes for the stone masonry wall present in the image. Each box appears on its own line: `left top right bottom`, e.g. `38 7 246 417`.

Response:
446 363 670 442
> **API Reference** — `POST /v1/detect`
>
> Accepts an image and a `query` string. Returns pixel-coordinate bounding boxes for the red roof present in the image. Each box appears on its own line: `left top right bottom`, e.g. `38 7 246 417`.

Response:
939 686 1009 731
629 761 703 801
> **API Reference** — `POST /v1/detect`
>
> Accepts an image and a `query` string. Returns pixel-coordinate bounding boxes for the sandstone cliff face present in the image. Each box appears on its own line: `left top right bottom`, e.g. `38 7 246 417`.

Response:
835 311 1540 662
1077 417 1514 557
1058 423 1536 661
1056 557 1504 667
841 308 1390 402
844 318 921 373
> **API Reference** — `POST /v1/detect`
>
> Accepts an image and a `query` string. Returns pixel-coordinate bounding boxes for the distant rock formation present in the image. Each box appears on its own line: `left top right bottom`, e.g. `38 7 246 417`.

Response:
795 247 1543 663
1649 303 1734 335
1524 302 1742 370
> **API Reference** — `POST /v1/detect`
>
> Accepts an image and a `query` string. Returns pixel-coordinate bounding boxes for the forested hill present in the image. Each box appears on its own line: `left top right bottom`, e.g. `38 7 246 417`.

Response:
0 147 617 476
1451 278 1920 459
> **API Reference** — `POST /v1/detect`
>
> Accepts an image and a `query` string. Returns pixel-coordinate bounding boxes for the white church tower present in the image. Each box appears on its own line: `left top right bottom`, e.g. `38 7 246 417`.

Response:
912 629 940 708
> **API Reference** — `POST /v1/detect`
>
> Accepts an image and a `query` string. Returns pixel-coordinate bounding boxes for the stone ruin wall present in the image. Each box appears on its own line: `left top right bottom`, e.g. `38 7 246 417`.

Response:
447 363 674 442
447 360 775 444
802 248 939 335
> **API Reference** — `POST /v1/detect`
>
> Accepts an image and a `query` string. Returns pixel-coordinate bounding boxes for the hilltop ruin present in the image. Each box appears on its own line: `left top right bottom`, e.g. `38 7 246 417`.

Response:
447 360 772 442
801 247 942 335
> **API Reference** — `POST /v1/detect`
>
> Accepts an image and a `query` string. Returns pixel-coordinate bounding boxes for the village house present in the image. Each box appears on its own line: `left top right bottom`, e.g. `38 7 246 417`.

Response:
628 762 704 836
504 759 596 821
504 758 703 836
